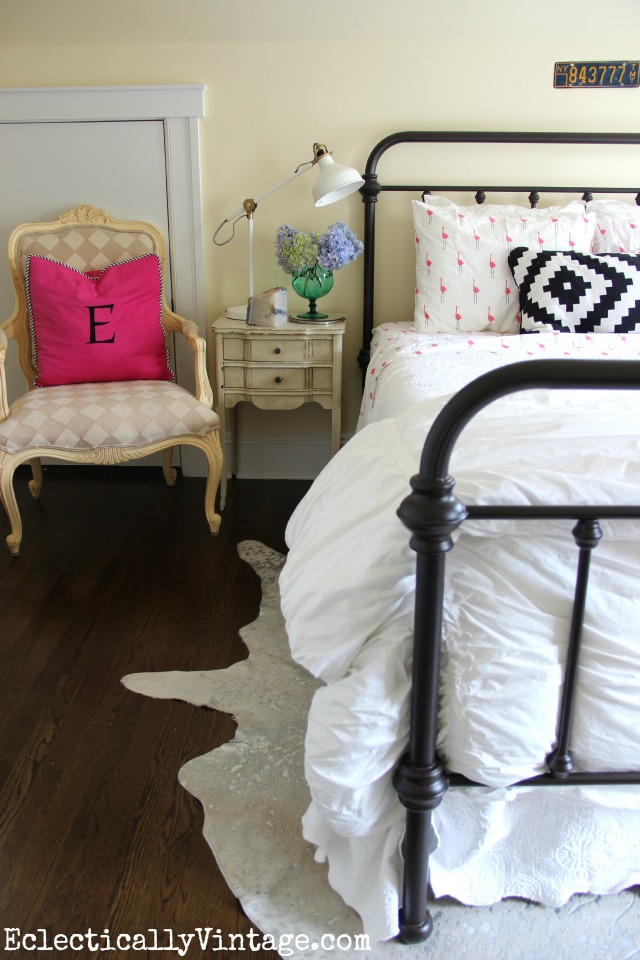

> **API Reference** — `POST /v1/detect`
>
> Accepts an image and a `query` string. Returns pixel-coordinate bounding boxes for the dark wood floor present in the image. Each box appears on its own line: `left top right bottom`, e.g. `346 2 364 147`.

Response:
0 466 311 958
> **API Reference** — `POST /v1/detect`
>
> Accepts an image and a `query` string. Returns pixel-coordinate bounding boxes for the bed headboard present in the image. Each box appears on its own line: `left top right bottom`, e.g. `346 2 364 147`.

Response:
358 130 640 384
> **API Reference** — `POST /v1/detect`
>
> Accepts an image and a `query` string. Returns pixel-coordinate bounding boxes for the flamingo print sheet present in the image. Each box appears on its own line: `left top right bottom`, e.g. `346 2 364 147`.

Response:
281 330 640 941
358 324 640 428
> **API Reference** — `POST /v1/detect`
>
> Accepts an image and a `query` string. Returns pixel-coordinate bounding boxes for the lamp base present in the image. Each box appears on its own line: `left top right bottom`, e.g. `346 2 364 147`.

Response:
225 304 249 320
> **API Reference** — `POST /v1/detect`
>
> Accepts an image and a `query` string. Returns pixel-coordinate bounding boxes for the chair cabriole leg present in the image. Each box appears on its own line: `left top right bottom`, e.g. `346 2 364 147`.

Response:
201 431 223 535
28 457 43 499
162 448 178 487
0 455 22 556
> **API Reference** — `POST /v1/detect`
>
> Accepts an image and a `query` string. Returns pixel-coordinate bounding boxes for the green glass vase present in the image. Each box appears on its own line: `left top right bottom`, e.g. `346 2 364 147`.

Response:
291 264 334 320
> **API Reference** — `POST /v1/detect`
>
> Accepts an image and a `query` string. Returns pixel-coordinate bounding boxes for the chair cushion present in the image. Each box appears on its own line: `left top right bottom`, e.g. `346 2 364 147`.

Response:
0 381 219 454
26 253 173 387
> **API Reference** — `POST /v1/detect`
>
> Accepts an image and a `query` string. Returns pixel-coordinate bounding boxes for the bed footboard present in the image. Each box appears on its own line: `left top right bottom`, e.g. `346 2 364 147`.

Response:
394 358 640 944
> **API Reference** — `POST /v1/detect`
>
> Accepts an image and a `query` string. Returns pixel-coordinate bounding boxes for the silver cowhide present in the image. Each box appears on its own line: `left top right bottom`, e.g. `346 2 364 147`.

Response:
123 541 640 960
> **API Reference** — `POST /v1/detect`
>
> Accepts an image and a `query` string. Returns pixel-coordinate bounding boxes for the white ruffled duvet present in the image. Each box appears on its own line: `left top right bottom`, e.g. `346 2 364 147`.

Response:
280 332 640 942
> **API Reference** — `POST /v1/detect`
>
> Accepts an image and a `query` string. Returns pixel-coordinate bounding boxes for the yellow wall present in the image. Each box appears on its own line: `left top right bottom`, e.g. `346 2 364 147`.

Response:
0 2 639 434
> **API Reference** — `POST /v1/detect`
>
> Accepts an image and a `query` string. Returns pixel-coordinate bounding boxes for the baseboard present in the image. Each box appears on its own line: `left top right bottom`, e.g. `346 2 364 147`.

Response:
224 432 345 480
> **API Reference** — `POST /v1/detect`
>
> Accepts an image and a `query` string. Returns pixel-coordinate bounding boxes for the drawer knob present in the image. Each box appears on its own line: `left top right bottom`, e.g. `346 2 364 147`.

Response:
274 347 281 354
275 376 283 384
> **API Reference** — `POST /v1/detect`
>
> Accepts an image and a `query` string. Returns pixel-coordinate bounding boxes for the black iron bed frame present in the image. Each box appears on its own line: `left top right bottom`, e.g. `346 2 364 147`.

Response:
358 131 640 944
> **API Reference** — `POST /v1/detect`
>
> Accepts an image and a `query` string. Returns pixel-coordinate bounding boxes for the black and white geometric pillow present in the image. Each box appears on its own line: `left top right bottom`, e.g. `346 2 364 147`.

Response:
508 246 640 333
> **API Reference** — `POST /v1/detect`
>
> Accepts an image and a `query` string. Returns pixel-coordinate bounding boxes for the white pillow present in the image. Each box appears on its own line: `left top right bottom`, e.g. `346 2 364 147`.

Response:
413 196 595 333
587 199 640 254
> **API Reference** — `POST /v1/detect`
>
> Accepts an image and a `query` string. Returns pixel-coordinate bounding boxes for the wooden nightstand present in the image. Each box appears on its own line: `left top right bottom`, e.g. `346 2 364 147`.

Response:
212 315 345 507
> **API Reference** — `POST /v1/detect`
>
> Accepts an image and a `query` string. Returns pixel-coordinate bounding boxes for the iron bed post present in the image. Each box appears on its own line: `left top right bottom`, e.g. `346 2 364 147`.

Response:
358 172 380 387
394 476 467 942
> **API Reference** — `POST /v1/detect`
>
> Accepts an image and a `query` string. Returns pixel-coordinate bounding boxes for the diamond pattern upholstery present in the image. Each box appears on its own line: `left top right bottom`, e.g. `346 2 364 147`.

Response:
17 227 155 277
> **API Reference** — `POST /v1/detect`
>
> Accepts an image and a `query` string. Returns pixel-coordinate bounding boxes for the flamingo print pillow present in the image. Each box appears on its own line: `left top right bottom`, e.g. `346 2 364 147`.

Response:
587 199 640 255
413 196 596 334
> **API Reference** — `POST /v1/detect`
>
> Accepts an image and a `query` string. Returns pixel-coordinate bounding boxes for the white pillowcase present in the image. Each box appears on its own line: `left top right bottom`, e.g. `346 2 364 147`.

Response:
413 196 595 334
587 199 640 254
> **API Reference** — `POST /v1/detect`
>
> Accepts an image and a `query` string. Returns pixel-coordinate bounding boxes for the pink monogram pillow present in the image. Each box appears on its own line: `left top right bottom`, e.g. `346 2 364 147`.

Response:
26 254 173 387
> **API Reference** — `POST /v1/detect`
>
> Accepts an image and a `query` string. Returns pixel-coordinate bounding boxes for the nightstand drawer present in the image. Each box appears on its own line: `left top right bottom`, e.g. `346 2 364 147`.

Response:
223 366 333 391
222 337 333 363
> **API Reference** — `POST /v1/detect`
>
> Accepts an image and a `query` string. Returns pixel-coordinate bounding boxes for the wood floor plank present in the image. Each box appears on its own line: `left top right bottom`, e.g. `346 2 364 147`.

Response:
0 468 310 957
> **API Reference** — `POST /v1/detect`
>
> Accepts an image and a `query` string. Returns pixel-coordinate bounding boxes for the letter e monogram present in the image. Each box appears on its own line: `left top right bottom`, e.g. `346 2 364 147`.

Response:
87 304 116 344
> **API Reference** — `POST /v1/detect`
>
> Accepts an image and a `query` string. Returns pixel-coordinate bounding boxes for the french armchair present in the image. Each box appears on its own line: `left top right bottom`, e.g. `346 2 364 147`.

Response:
0 205 223 556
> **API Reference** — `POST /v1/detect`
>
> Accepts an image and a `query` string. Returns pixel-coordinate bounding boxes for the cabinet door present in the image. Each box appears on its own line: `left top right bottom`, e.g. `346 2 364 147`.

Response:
0 119 170 404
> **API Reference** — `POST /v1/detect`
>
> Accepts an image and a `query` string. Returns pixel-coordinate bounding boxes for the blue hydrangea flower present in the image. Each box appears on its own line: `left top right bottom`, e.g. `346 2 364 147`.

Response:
275 222 363 274
317 222 364 271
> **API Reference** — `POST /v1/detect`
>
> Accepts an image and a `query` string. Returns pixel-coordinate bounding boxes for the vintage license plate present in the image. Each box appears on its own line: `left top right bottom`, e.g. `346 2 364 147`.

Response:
554 61 640 88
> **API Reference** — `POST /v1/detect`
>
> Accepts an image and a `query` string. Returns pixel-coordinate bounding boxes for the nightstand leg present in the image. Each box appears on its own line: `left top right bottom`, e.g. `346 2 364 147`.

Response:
231 405 239 478
331 407 341 456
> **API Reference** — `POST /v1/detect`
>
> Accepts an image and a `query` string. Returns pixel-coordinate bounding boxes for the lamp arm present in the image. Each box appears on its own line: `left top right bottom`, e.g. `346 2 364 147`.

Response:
251 159 313 208
212 158 315 245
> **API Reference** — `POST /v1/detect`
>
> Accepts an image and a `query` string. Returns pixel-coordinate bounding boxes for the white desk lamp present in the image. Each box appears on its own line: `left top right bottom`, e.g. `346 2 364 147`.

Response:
213 143 364 320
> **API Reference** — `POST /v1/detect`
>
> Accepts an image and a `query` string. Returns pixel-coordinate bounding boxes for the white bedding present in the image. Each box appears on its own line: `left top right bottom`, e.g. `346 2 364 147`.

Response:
281 330 640 941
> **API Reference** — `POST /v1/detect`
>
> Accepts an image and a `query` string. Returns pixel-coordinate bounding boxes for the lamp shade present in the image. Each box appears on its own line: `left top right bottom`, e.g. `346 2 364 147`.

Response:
312 153 364 206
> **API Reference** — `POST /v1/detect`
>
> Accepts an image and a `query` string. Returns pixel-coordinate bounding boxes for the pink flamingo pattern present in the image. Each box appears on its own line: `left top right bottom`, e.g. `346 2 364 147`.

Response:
413 199 596 334
590 210 640 256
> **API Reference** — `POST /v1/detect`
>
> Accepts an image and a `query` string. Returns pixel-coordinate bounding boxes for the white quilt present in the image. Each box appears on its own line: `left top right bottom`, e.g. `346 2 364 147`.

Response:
280 331 640 942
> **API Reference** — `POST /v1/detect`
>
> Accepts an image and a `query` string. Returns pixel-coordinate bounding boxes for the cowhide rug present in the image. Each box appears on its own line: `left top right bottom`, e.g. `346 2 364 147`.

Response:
123 541 639 960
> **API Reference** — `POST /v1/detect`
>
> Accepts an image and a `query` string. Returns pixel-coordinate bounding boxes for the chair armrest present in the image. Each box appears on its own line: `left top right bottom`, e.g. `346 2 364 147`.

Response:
0 328 9 421
164 309 214 408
